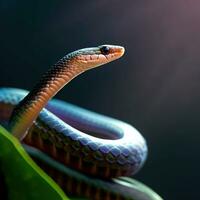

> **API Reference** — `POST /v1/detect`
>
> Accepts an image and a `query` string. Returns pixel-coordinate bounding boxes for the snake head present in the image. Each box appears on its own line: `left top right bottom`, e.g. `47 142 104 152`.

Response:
68 44 125 70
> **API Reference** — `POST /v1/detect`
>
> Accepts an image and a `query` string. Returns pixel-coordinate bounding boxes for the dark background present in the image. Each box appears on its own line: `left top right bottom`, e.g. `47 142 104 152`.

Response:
0 0 200 199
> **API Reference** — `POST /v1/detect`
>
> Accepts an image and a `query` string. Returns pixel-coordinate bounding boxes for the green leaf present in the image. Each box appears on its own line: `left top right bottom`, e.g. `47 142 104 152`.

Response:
0 125 69 200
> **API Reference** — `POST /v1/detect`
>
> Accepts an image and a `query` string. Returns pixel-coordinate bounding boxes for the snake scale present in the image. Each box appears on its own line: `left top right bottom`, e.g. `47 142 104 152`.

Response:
0 45 159 200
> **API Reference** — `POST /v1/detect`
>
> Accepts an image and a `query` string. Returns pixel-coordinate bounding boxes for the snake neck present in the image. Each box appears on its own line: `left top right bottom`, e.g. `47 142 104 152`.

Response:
9 58 84 140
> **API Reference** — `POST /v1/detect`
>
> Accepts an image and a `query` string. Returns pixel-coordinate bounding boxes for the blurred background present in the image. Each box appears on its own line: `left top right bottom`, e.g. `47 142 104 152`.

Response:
0 0 200 199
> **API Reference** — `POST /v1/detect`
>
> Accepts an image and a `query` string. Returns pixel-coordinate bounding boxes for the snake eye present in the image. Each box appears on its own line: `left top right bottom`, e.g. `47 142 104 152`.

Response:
100 46 110 55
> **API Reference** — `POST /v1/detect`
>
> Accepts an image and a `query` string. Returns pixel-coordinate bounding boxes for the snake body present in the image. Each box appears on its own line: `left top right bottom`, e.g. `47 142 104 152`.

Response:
0 45 149 199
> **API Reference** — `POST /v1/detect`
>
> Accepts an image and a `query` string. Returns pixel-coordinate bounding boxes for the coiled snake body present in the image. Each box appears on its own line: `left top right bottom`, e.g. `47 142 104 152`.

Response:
0 45 152 200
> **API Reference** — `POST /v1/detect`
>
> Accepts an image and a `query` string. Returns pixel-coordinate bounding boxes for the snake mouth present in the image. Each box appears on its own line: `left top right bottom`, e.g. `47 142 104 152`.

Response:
104 46 125 63
107 45 125 57
99 45 125 61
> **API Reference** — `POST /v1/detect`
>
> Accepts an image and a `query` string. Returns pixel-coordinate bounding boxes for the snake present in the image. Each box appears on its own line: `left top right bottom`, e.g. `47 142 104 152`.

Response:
0 45 156 200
